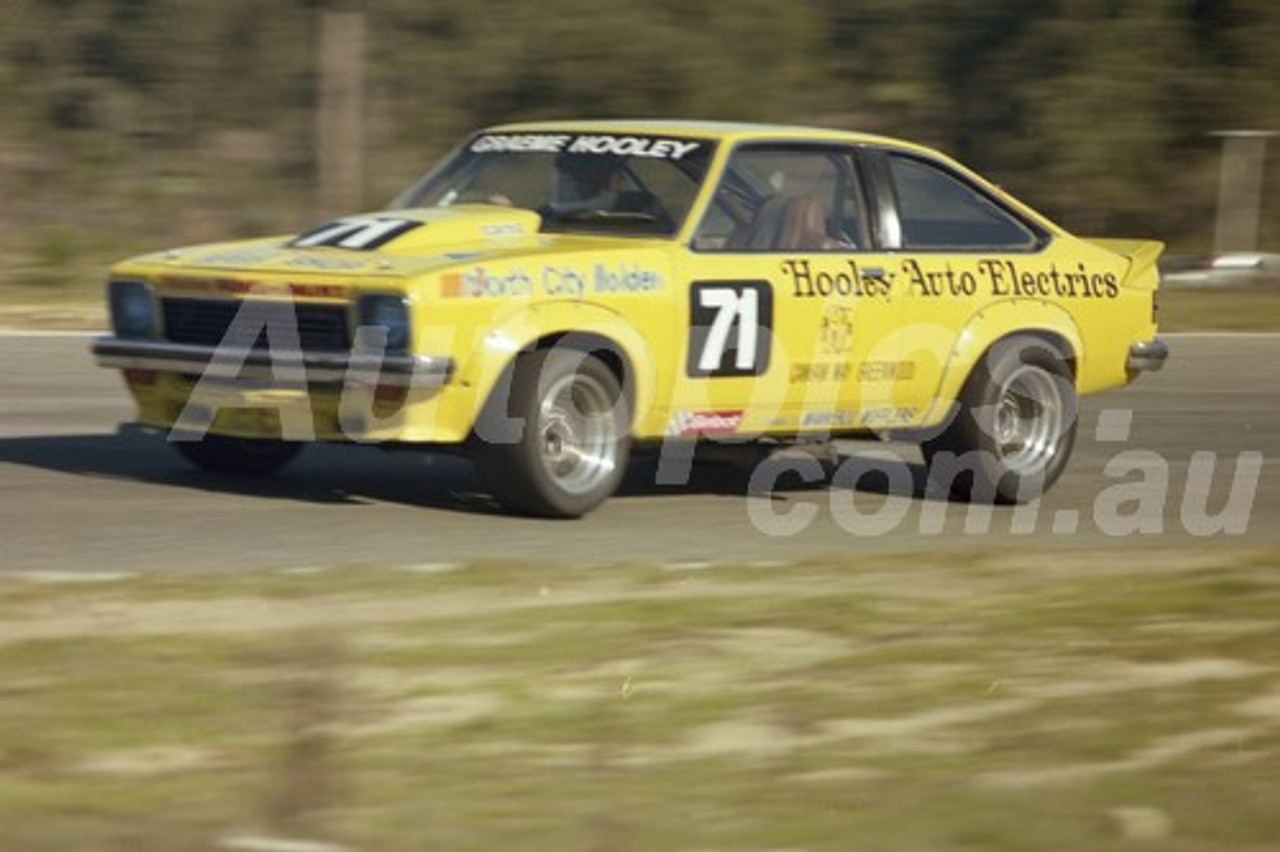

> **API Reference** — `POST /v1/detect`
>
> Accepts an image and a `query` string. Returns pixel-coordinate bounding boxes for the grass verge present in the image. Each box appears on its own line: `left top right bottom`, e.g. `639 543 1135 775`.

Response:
1158 279 1280 332
1 549 1278 851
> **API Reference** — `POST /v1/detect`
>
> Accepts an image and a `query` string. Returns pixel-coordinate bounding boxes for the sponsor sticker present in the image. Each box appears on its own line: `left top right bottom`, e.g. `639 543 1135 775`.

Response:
442 264 665 299
782 259 892 300
158 276 346 300
818 304 854 356
789 362 851 382
593 263 664 294
665 410 745 437
281 254 367 271
801 410 861 428
440 267 533 298
798 408 917 428
900 258 1120 300
858 407 917 427
189 246 279 267
858 361 917 382
480 222 527 238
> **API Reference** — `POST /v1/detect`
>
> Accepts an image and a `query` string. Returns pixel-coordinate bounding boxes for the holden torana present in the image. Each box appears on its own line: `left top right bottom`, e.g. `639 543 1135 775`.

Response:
93 120 1167 517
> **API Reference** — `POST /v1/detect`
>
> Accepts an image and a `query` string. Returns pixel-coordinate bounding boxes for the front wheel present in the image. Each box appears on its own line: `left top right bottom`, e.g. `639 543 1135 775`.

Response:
474 349 631 518
922 335 1077 503
172 434 303 475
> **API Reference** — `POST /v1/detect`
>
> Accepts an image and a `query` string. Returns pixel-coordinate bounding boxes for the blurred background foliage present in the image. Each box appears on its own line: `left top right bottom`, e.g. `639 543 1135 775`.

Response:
1 0 1277 292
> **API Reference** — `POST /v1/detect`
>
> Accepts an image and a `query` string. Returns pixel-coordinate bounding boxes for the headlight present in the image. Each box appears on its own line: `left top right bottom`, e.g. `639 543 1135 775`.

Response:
357 294 411 353
108 279 157 339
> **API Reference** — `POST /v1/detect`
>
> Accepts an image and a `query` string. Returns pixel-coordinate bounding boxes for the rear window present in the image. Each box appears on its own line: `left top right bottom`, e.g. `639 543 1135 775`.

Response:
888 155 1040 250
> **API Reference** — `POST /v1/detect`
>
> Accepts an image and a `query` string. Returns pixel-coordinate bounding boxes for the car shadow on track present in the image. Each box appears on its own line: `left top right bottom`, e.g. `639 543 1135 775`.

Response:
0 429 496 511
0 429 941 516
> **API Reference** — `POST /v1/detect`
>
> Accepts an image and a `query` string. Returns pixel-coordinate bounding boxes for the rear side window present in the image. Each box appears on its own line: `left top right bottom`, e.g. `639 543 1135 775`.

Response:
887 154 1040 250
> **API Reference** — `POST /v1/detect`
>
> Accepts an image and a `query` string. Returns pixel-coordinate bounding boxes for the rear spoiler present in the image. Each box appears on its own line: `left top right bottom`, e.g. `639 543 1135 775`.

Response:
1085 238 1165 290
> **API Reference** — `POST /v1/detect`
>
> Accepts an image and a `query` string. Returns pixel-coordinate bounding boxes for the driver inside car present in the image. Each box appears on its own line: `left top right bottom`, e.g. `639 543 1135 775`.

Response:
550 153 629 214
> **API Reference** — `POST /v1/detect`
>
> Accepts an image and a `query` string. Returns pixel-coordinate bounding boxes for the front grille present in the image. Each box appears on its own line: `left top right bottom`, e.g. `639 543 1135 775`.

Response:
161 298 351 353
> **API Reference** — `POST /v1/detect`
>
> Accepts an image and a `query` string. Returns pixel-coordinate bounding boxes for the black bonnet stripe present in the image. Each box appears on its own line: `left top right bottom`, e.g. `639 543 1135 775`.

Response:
290 216 423 250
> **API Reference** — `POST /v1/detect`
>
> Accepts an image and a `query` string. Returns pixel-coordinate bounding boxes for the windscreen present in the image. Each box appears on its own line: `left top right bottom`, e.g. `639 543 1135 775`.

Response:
394 132 716 238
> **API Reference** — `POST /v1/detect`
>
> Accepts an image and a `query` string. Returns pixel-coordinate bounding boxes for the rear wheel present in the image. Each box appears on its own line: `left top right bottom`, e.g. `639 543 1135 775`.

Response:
475 349 631 518
922 335 1076 503
172 434 303 475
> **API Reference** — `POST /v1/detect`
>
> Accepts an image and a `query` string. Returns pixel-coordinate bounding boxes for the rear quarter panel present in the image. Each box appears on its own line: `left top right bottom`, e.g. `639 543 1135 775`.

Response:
886 234 1153 429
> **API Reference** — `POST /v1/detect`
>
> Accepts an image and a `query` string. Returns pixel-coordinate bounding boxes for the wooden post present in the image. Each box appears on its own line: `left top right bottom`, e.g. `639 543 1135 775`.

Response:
316 8 367 216
1212 130 1275 257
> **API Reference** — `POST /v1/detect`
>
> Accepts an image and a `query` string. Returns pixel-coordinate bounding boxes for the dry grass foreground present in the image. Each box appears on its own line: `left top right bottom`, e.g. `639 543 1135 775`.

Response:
1 548 1278 852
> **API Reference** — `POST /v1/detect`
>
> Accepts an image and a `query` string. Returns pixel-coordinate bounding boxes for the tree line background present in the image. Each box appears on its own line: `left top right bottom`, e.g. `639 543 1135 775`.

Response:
1 0 1277 291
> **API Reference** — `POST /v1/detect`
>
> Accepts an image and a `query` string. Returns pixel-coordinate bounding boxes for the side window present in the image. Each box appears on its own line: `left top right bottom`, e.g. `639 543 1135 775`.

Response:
694 147 867 252
887 155 1039 250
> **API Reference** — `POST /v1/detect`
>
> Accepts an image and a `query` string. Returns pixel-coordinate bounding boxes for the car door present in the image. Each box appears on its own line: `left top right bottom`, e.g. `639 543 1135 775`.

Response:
672 143 902 437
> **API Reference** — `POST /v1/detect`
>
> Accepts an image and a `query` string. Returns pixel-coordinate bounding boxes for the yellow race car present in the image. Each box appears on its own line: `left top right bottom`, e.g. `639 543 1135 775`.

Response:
93 120 1167 517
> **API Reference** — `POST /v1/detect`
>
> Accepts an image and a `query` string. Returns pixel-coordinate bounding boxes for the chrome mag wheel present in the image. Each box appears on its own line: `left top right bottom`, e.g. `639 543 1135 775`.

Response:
476 348 631 518
992 364 1066 475
537 370 621 497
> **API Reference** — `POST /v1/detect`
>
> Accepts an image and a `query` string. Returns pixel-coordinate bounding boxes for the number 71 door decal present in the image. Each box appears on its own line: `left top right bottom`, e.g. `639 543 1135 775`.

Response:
686 281 774 377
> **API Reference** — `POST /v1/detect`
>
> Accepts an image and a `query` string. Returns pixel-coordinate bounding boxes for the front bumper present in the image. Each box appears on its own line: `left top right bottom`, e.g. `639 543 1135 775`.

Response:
92 336 455 388
1126 337 1169 373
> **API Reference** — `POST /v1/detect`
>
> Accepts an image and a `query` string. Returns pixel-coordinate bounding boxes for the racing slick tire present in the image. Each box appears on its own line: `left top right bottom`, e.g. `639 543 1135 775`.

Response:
172 434 303 475
921 335 1077 504
474 348 632 518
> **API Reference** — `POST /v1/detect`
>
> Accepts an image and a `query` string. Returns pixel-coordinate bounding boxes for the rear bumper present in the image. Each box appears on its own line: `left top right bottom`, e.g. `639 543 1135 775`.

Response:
92 336 455 388
1126 337 1169 373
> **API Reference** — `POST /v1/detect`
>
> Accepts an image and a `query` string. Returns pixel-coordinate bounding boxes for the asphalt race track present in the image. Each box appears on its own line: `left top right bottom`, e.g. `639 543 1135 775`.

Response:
0 332 1275 573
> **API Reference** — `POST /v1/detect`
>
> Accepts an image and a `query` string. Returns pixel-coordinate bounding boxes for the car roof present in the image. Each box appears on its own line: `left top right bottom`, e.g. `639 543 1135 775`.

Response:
474 119 1061 235
481 118 933 154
